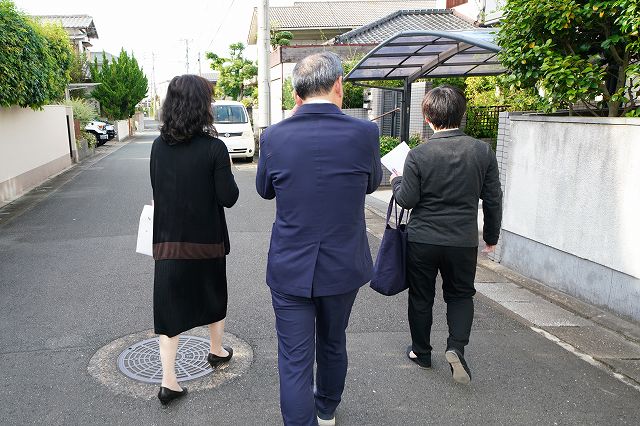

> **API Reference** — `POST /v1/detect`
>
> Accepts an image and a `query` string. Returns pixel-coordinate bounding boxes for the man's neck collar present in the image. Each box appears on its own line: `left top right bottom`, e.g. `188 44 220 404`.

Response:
432 127 459 134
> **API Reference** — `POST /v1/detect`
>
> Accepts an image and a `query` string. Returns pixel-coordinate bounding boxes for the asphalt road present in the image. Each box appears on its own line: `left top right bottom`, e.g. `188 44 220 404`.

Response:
1 130 639 425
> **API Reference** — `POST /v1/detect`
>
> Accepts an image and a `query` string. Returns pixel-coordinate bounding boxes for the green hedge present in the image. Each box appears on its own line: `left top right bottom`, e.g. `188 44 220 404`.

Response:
0 0 73 109
379 134 422 157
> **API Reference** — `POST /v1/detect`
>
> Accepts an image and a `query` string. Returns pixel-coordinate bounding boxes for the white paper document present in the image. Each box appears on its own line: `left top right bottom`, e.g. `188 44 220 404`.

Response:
136 204 153 257
381 142 410 175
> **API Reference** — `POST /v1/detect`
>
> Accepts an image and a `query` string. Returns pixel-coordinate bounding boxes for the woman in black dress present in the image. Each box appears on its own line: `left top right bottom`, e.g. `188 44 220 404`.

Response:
150 75 239 407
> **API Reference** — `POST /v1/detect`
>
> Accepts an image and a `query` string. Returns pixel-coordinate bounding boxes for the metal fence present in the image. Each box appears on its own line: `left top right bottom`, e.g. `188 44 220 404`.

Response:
465 105 510 142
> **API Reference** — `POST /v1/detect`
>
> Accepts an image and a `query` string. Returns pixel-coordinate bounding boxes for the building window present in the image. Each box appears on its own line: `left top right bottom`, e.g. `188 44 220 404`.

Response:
447 0 468 7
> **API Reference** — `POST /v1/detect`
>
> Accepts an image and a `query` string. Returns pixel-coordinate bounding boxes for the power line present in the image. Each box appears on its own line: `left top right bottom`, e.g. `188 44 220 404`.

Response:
206 0 236 51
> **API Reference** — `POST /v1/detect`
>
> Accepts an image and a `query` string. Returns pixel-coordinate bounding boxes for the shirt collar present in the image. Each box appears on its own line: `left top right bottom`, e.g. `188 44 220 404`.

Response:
304 99 334 104
428 128 465 140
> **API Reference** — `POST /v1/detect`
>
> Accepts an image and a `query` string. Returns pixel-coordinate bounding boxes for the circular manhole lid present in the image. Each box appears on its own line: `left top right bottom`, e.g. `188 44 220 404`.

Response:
117 335 212 384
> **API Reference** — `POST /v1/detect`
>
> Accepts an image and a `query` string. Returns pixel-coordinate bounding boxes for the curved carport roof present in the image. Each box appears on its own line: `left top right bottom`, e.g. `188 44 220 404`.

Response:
344 29 505 141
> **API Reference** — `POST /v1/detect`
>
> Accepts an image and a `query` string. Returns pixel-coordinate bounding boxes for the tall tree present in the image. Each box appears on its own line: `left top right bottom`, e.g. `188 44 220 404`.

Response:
206 42 257 101
89 49 148 120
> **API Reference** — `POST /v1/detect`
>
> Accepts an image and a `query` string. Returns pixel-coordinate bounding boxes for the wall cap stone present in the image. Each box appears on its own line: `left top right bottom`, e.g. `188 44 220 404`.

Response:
508 113 640 126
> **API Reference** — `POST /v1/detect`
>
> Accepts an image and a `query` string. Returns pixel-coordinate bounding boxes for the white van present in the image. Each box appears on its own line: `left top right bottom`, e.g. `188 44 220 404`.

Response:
212 100 255 162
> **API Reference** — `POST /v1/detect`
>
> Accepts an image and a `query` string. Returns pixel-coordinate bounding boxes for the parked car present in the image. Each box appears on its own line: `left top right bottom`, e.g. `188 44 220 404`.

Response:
85 120 116 146
212 100 255 162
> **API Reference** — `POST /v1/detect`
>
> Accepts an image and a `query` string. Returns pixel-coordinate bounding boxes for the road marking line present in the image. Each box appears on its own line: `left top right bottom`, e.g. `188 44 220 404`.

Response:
531 326 640 393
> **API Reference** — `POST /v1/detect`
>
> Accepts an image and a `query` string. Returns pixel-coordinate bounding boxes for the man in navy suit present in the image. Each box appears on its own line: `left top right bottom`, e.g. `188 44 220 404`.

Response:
256 52 382 426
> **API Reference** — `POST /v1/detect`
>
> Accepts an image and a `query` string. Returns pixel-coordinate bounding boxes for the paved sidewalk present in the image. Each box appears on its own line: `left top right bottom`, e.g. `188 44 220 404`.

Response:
366 188 640 391
1 132 639 425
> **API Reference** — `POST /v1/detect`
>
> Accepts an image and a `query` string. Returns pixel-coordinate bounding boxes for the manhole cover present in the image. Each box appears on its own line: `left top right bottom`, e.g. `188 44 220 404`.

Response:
117 335 212 383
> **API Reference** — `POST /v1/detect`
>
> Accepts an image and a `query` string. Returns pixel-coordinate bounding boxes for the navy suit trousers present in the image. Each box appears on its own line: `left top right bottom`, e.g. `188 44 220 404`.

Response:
271 288 359 426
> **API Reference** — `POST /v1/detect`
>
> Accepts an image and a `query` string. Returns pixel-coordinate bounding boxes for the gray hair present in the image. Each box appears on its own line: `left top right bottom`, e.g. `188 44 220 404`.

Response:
292 52 343 99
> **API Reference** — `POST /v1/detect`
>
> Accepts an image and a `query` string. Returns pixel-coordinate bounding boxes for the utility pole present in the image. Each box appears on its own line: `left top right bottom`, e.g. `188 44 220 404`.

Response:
198 51 202 76
151 52 157 118
257 0 271 130
185 39 190 73
180 39 190 73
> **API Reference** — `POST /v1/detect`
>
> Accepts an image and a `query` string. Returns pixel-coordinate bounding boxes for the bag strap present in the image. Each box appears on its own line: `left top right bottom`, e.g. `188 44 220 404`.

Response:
386 195 406 227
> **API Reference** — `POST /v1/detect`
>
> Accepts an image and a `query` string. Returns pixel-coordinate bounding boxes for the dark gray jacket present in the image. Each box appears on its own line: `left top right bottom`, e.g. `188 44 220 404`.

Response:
391 129 502 247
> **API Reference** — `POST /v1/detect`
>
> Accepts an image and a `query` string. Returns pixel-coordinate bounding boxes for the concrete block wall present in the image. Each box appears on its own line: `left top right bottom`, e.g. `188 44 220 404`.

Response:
496 114 640 321
409 82 430 141
488 111 511 263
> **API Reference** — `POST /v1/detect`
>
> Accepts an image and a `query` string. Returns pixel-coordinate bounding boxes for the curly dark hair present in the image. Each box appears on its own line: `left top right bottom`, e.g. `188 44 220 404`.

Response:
160 74 217 144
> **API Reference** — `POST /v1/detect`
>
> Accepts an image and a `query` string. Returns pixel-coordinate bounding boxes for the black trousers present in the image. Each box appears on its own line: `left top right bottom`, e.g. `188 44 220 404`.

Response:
407 242 477 356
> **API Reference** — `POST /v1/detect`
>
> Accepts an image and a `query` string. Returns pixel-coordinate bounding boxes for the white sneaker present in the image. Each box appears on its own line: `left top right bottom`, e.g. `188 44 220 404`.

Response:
317 413 336 426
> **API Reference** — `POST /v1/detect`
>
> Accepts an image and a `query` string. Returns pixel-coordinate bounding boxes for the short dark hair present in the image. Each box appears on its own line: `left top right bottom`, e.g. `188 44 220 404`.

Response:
160 74 217 144
421 85 467 130
292 52 343 99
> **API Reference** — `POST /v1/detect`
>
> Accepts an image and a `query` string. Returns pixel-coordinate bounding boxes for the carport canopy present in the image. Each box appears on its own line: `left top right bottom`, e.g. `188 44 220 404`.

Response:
344 29 505 141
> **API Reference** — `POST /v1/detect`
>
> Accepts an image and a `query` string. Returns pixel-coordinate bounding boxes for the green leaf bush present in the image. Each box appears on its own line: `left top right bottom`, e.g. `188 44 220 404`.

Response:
0 0 74 109
64 98 97 147
497 0 640 117
379 134 422 157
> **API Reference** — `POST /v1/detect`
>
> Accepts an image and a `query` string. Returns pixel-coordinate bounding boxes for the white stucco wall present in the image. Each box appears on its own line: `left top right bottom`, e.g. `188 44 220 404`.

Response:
0 105 74 204
503 115 640 278
270 63 296 125
116 120 130 141
0 105 72 183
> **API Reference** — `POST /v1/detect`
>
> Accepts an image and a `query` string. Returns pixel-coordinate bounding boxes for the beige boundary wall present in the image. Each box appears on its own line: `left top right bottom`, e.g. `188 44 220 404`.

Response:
0 105 74 207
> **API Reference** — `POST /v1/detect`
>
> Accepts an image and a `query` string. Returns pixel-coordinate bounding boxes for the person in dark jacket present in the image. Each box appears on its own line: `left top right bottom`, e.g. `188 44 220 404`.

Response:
256 52 382 426
150 74 239 407
391 85 502 384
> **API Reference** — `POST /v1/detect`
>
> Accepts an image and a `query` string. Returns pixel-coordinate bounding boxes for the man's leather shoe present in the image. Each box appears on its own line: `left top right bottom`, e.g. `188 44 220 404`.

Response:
406 345 431 369
445 348 471 384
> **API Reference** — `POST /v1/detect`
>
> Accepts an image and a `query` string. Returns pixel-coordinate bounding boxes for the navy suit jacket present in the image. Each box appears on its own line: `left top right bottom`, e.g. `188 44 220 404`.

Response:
256 103 382 297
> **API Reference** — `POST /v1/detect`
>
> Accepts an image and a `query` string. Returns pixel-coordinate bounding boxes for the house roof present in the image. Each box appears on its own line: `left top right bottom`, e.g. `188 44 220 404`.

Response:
33 15 98 39
247 0 436 44
92 51 116 65
334 9 475 44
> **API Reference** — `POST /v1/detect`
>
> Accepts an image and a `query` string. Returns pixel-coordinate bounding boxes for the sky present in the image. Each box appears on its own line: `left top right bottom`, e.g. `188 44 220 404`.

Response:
13 0 342 86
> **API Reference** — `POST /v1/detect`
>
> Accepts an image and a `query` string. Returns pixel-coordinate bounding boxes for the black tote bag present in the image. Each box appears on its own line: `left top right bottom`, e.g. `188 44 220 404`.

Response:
370 195 408 296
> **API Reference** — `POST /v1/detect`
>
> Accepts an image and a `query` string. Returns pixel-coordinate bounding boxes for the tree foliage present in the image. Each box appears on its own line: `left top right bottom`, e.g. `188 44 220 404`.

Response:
89 49 148 120
270 30 294 49
69 51 90 83
341 60 364 108
497 0 640 116
0 0 74 108
207 42 258 102
464 76 545 111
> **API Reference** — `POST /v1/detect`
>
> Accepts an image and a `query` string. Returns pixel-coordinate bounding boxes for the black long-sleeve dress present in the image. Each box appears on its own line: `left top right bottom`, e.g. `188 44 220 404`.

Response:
150 133 239 337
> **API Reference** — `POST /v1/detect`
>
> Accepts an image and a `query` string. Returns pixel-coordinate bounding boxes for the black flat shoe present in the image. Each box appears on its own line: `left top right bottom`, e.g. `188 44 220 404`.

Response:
406 345 431 369
157 386 188 408
208 346 233 368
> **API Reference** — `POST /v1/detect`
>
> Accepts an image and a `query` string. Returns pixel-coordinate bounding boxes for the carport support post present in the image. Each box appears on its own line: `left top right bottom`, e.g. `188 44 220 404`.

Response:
400 80 412 142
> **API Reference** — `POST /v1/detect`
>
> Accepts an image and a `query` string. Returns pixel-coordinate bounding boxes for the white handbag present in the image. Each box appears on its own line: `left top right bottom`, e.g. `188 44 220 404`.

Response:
136 204 154 256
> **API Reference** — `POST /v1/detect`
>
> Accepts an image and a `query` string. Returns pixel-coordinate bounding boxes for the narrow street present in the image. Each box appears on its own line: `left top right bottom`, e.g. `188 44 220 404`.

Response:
1 128 639 425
